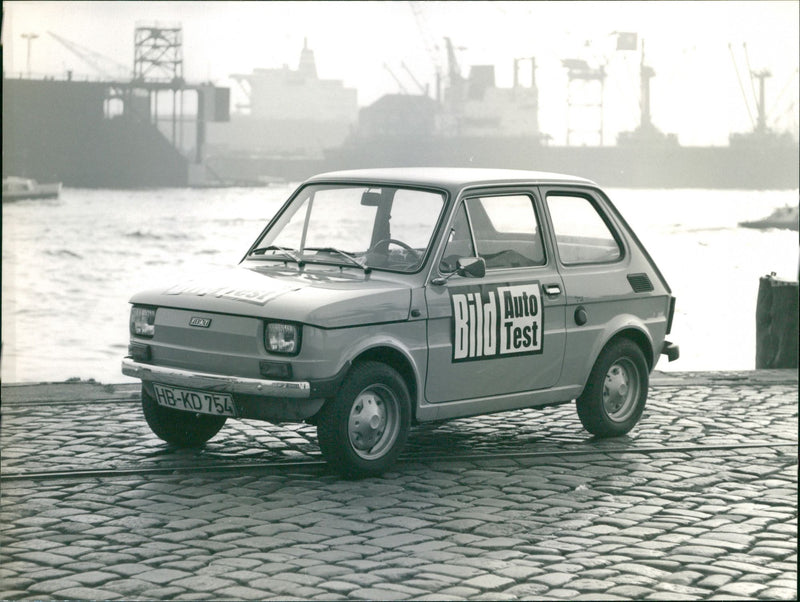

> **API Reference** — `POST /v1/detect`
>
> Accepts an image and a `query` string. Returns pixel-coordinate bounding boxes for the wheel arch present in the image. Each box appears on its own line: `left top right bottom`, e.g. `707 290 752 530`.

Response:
349 345 419 417
605 327 655 372
577 322 655 397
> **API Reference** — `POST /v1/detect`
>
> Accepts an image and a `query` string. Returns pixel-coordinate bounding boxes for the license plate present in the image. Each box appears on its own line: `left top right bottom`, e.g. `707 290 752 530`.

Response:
152 383 237 417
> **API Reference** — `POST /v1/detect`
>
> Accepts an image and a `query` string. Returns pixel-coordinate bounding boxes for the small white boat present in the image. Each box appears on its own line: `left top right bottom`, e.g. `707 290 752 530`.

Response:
740 205 799 231
2 176 62 202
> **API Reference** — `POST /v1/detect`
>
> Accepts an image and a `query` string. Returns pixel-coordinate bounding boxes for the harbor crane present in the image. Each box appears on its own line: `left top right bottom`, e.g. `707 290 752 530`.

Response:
728 42 797 135
444 37 464 85
382 62 429 96
383 63 408 94
47 31 130 80
402 61 428 95
408 0 442 99
21 32 38 77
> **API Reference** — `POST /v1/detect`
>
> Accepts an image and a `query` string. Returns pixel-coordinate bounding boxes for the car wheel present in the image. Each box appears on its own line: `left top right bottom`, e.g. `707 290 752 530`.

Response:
317 361 411 478
576 339 648 437
141 385 227 447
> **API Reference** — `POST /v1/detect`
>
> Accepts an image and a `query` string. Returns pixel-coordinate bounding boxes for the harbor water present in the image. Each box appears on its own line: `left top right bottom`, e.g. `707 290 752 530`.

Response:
2 184 798 384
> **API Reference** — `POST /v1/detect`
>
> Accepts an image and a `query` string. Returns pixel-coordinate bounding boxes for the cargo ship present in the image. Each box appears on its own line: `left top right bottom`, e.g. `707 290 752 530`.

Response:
2 24 231 189
207 38 798 189
321 39 799 190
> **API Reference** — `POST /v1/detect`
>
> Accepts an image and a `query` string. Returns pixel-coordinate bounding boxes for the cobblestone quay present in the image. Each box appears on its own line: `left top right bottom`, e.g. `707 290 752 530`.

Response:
1 371 796 600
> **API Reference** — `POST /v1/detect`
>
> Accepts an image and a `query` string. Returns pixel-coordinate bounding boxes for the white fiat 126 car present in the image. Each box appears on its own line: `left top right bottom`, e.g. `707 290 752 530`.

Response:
123 168 678 477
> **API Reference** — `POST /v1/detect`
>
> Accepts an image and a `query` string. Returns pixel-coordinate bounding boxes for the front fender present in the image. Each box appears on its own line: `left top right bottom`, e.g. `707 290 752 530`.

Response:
303 321 427 406
344 332 427 406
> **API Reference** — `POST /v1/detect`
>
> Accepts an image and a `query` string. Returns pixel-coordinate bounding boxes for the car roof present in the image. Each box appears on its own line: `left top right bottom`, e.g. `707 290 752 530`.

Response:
305 167 596 188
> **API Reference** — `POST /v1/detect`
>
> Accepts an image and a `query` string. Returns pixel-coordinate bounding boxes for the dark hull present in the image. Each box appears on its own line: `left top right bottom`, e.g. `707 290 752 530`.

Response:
740 206 799 231
4 78 798 190
322 137 800 190
2 188 60 202
209 136 799 190
3 78 189 188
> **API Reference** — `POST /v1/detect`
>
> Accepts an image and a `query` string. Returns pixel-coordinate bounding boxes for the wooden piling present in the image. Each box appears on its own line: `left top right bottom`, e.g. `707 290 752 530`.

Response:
755 273 799 369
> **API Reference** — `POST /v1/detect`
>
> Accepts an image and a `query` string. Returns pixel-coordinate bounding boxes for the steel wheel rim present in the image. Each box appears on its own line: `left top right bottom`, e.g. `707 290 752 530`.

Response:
602 358 640 422
348 384 400 460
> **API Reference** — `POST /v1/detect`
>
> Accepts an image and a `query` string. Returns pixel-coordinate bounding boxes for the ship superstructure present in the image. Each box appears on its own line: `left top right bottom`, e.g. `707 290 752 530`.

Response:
205 40 358 172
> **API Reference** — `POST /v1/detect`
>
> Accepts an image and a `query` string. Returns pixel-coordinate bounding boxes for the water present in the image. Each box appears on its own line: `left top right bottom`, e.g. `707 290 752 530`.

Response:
2 185 797 384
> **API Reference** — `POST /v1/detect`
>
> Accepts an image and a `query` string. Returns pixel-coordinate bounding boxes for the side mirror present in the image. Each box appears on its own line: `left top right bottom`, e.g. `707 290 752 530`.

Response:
431 256 486 285
457 257 486 279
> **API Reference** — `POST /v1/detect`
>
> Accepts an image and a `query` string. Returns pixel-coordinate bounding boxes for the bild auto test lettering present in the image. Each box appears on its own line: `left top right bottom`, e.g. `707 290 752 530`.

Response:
450 281 543 362
164 279 303 305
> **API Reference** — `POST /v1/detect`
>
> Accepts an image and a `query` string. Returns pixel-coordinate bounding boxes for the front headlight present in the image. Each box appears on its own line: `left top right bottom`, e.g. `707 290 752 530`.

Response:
265 322 300 355
130 306 156 337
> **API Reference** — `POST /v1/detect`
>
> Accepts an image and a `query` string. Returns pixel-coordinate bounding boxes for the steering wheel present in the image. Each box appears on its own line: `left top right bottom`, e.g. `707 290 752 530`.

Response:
367 238 422 262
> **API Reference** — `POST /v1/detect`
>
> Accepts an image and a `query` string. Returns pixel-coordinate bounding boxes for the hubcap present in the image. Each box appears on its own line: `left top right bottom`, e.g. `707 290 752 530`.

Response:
602 358 639 422
348 385 400 460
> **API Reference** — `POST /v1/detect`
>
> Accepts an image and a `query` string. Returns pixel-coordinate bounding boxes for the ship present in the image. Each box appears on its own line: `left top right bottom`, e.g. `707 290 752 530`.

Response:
740 205 799 231
320 39 799 190
204 38 798 190
2 24 231 188
2 176 61 202
204 39 357 184
3 34 798 190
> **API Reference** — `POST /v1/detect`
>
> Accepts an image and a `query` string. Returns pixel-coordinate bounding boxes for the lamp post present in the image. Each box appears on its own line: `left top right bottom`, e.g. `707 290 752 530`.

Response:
21 32 39 78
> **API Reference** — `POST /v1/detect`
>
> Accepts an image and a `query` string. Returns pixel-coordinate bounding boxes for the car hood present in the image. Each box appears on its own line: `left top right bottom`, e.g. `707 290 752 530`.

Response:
129 265 413 328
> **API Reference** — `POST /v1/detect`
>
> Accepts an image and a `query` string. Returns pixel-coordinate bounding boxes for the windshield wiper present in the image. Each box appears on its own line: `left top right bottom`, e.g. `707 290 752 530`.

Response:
249 245 303 265
303 246 371 273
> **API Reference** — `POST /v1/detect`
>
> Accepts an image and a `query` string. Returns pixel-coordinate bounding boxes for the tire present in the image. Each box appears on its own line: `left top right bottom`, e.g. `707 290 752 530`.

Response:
577 339 649 437
141 385 227 447
317 361 411 478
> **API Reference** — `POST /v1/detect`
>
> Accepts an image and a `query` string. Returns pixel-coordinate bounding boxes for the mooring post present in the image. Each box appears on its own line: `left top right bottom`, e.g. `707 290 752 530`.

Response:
755 273 799 369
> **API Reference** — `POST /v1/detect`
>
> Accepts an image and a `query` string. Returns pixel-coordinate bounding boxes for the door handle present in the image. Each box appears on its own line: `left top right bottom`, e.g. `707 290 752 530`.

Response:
543 284 562 297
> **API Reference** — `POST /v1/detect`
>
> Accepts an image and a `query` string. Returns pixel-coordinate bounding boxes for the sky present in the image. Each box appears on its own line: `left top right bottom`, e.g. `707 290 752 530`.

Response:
3 0 799 146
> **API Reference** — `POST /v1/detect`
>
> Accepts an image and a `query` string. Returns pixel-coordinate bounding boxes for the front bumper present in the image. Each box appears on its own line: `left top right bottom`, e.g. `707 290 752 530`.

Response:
122 358 311 399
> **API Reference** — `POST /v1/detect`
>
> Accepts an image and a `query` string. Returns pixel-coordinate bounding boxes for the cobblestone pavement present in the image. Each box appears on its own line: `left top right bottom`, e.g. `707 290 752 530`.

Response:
1 376 796 476
0 374 797 600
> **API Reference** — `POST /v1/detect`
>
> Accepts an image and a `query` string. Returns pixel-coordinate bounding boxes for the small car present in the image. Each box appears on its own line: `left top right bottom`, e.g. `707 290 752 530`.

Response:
122 168 678 477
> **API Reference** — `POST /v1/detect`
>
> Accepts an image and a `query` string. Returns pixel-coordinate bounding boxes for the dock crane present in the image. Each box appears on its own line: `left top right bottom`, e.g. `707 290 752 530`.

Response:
48 31 130 80
408 0 441 99
444 37 464 85
402 62 428 96
382 61 429 96
383 63 408 94
442 36 469 107
728 42 796 136
750 68 772 135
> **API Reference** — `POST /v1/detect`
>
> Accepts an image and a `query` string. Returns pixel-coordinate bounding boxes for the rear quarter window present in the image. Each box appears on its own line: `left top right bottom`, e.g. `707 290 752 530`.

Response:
546 193 622 264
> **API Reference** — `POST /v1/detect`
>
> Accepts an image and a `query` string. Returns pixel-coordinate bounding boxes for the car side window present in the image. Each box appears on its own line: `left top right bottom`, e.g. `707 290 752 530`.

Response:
440 203 476 272
546 193 622 264
465 194 545 269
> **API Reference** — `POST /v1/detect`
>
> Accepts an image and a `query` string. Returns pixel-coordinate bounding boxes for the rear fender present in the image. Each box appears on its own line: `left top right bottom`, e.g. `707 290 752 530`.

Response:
581 315 655 382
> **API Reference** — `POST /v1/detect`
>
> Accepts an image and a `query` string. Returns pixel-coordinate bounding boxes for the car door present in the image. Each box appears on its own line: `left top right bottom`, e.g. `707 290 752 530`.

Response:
424 188 567 403
539 186 638 383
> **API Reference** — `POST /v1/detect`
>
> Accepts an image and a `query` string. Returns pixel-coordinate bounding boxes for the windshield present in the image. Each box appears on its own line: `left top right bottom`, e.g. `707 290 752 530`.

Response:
249 184 446 273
